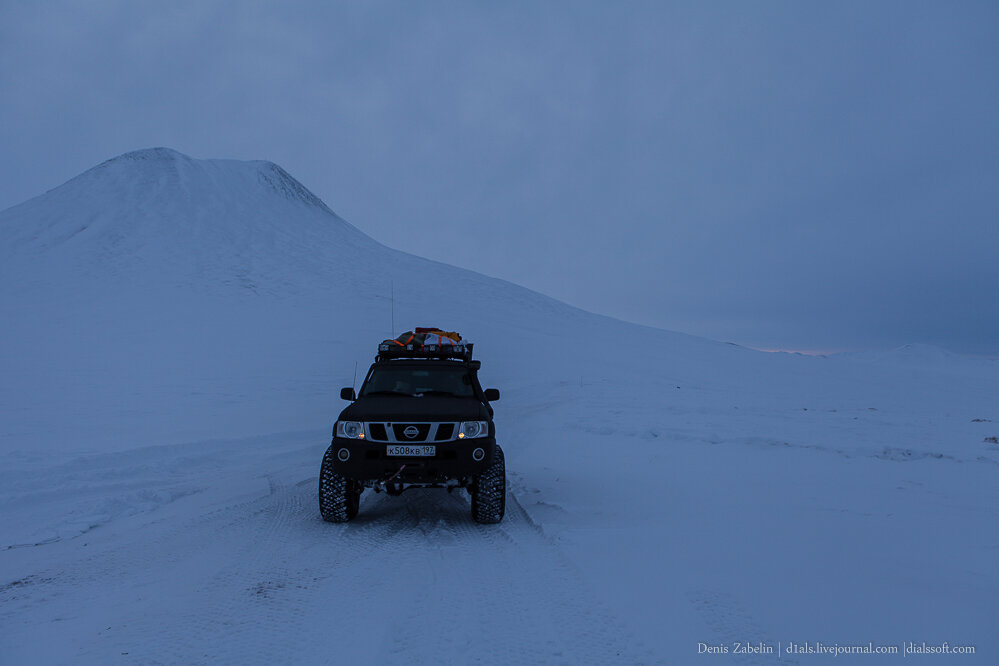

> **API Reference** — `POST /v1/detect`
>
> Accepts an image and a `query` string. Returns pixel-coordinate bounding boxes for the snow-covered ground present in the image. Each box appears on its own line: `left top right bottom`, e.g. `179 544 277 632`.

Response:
1 149 996 663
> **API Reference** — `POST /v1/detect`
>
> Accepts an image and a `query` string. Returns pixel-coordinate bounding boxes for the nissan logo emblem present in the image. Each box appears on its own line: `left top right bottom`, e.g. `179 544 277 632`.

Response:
403 426 419 439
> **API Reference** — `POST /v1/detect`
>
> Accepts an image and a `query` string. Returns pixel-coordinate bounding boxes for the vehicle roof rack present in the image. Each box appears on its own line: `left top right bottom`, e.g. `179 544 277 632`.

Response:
376 342 474 363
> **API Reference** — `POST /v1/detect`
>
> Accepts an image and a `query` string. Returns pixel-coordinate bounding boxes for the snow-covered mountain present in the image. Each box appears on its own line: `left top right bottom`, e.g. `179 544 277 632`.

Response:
0 147 724 456
1 149 996 663
0 146 523 301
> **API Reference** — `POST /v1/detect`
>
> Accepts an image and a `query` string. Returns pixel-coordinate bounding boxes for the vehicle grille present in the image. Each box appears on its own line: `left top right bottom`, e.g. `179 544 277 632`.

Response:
363 422 461 443
391 423 432 441
434 424 455 441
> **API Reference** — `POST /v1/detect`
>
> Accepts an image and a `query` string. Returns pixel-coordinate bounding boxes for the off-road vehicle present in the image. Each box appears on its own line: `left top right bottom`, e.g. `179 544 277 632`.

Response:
319 329 504 524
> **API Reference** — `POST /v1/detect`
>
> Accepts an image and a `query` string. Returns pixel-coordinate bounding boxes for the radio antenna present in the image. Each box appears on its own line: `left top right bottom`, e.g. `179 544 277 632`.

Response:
391 279 395 338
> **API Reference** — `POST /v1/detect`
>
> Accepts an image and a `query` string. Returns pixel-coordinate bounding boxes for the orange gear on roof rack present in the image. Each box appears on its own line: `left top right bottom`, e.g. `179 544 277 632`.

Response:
377 328 472 362
415 327 462 343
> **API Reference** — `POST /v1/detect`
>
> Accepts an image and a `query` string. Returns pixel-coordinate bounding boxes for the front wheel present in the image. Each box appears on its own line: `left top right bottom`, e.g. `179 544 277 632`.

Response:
470 445 505 524
319 446 361 522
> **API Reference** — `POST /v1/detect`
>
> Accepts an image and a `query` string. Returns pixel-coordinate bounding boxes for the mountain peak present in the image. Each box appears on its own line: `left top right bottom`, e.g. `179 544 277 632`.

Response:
105 146 190 164
0 148 372 293
71 148 330 212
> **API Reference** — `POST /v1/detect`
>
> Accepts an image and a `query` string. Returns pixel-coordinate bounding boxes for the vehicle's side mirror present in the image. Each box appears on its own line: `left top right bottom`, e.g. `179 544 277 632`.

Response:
340 387 356 401
484 388 500 402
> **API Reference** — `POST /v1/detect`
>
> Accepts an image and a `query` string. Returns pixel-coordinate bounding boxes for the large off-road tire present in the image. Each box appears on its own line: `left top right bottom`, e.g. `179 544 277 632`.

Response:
470 444 505 524
319 446 361 523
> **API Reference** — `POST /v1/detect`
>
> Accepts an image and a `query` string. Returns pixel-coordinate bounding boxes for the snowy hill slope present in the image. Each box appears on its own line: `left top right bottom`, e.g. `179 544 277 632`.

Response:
0 147 726 457
1 149 997 663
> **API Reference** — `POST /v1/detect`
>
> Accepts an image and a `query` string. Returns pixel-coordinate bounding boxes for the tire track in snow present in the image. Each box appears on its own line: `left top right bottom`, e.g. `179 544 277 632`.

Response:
5 462 655 664
122 475 417 664
136 483 652 664
370 489 654 665
689 590 797 665
0 468 278 645
139 474 314 664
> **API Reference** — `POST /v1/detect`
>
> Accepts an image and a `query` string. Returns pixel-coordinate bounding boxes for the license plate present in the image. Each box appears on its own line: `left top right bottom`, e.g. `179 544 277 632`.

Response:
386 445 436 457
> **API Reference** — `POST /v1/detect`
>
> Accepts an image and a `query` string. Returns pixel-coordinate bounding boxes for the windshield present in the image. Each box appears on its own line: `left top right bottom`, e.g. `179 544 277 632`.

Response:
360 366 476 398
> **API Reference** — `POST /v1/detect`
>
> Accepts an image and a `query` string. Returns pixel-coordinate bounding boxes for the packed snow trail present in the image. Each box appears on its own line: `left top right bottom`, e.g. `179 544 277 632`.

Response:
0 433 653 664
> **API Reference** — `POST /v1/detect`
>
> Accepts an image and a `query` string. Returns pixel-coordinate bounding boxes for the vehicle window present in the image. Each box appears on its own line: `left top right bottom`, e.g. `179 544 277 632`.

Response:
361 367 475 398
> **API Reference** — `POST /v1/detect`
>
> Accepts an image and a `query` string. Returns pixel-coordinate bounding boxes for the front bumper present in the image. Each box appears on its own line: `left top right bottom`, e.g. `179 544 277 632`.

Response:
328 436 497 483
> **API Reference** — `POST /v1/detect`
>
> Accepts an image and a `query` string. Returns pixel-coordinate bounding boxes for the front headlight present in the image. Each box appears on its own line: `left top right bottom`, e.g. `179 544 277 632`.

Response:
336 421 365 439
458 421 488 439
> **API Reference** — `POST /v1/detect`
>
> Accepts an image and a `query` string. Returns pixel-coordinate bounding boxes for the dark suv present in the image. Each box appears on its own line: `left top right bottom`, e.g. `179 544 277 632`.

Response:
319 340 504 524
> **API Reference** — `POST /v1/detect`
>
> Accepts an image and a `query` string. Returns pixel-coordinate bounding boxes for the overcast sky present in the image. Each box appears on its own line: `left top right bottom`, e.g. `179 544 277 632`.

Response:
1 1 997 354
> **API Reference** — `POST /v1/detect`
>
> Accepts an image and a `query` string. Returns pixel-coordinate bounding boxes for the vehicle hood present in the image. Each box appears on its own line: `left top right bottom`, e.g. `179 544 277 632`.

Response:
338 396 489 422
